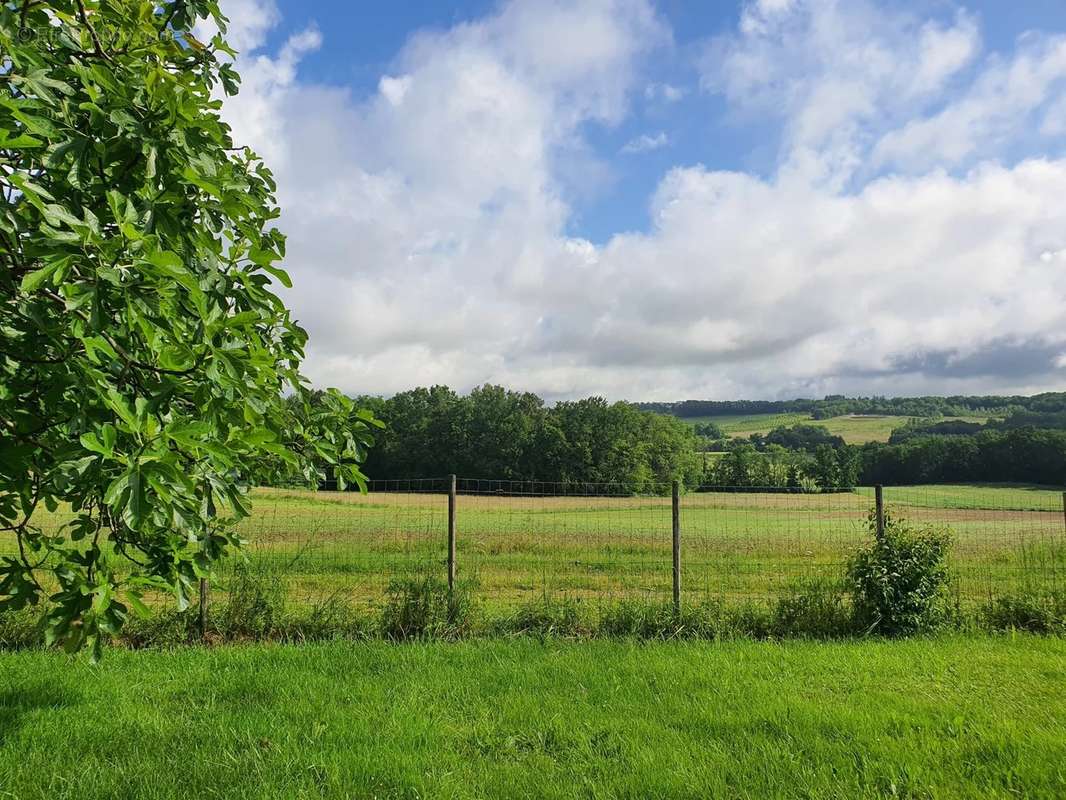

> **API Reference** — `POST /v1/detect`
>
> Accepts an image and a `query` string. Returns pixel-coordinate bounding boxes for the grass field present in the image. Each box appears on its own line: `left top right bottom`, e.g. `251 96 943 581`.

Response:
0 636 1063 799
15 484 1064 612
682 412 991 444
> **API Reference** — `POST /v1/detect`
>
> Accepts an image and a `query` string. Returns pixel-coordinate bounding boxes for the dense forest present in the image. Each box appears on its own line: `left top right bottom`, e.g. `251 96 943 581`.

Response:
291 387 1066 492
351 385 702 490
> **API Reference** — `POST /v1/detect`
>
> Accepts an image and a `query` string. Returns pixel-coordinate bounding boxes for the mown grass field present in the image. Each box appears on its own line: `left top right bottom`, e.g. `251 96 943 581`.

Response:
0 637 1063 799
682 412 991 443
17 484 1064 611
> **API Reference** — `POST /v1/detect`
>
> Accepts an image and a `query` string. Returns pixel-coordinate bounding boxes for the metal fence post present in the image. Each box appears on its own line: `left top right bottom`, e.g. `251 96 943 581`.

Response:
672 479 681 612
198 576 209 640
448 474 457 592
874 485 885 539
1061 491 1065 535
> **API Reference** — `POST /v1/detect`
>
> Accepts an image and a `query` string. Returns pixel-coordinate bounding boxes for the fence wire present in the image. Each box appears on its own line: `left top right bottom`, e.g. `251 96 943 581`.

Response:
222 478 450 608
5 480 1064 611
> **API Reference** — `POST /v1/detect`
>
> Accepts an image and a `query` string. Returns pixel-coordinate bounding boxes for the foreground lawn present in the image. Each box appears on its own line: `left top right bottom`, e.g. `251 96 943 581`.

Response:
1 637 1064 799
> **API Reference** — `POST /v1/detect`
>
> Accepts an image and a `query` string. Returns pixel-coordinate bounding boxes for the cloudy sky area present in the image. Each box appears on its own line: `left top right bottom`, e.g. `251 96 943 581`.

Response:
208 0 1066 401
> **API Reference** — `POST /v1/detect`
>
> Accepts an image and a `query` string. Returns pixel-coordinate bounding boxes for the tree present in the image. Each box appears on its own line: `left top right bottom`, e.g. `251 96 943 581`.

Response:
0 1 378 656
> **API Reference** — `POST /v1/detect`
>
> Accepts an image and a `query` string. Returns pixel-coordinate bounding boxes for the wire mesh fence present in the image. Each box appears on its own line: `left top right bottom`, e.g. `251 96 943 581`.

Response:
218 479 1064 611
219 477 451 608
6 479 1064 612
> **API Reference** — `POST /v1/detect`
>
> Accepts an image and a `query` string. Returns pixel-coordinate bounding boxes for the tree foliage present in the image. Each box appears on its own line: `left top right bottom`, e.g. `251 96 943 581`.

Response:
0 1 377 656
351 385 701 491
859 428 1066 486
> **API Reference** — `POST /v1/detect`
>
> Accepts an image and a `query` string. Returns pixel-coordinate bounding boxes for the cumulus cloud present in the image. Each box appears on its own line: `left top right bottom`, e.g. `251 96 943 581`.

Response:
873 33 1066 171
213 0 1066 400
701 0 982 185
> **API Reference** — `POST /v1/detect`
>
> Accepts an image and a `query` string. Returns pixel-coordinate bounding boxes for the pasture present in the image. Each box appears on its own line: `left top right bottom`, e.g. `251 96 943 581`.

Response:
683 412 991 443
1 636 1063 799
18 483 1062 613
231 483 1063 609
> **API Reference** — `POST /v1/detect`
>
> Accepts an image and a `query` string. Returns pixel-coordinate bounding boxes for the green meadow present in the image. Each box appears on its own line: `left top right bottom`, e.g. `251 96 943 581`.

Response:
1 637 1063 799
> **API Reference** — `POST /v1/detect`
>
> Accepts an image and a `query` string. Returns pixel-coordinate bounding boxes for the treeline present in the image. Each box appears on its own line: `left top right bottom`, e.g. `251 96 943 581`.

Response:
637 392 1066 419
704 422 1066 488
351 385 701 490
888 411 1066 444
860 428 1066 486
701 444 857 491
288 387 1066 492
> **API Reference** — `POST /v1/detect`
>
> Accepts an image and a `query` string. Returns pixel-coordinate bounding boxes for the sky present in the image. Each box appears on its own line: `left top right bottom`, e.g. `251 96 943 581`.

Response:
203 0 1066 402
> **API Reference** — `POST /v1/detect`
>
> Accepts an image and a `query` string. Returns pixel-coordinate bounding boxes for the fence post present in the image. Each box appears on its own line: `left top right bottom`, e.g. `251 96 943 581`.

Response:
448 474 457 592
874 484 885 539
1062 491 1065 535
672 479 681 613
198 576 209 640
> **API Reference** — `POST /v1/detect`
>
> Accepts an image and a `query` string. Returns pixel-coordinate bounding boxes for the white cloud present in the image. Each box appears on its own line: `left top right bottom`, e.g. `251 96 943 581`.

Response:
644 82 685 102
621 131 668 153
701 0 981 185
378 75 412 106
213 0 1066 401
873 34 1066 171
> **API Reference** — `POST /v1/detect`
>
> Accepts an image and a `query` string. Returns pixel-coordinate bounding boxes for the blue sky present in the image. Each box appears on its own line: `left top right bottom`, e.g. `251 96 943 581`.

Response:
209 0 1066 400
257 0 1066 243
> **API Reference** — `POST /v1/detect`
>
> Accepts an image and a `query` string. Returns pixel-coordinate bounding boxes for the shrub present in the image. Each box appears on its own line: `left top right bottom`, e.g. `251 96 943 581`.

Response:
379 573 476 641
772 579 853 638
982 591 1065 634
847 509 954 636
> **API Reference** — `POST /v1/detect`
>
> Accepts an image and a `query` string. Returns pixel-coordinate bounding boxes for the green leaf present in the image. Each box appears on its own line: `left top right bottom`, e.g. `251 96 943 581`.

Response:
79 432 109 456
260 263 293 288
125 591 152 619
20 263 60 293
0 131 43 148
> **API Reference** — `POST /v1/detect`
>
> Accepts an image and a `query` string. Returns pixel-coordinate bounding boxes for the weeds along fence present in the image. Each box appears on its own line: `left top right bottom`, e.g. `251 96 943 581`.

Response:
205 478 1066 614
6 478 1061 615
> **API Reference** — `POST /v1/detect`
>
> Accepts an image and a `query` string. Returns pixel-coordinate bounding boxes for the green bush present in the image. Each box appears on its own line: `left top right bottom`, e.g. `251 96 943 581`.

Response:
982 591 1065 634
772 579 853 638
847 510 954 636
379 573 476 641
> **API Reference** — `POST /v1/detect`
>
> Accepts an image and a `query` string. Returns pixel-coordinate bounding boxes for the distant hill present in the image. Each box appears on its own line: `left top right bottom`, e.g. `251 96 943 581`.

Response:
633 393 1066 420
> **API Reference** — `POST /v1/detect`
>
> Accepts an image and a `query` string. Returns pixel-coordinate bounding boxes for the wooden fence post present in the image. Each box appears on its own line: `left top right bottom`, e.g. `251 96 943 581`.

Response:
875 485 885 539
672 479 681 613
1061 492 1065 535
198 576 209 640
448 474 457 592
